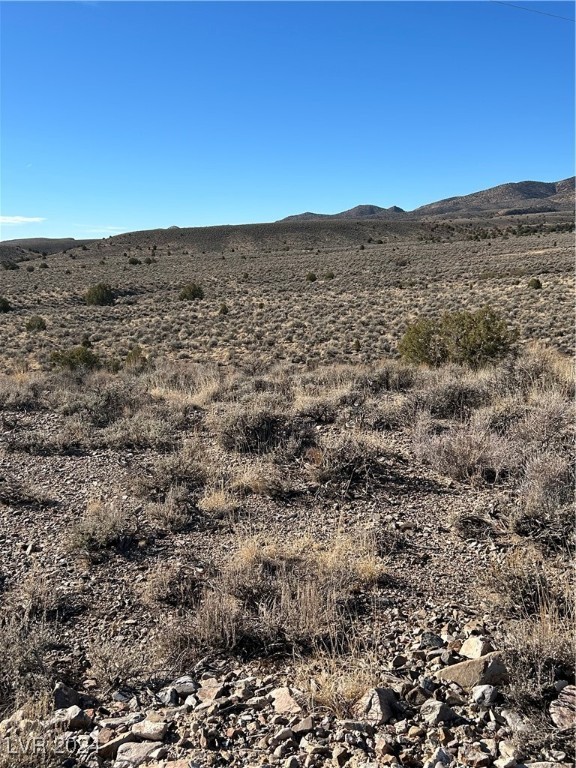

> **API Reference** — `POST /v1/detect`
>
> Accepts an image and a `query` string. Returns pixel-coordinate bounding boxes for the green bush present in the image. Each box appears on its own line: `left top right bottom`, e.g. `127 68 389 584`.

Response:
125 345 148 372
179 283 204 301
128 257 141 265
51 346 100 371
0 297 11 313
399 307 516 368
306 272 317 282
528 277 542 290
85 283 114 306
26 315 46 332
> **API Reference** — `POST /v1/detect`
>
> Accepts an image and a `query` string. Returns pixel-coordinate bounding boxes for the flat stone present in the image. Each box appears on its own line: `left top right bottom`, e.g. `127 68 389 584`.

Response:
157 687 179 706
494 759 516 768
459 636 494 659
292 716 314 735
333 744 352 766
420 632 444 650
171 675 199 695
420 699 456 726
471 685 498 706
197 681 226 702
131 719 168 741
353 688 397 725
521 764 574 768
434 653 508 690
113 740 164 767
549 684 576 730
50 705 93 731
269 727 294 746
270 687 302 715
98 732 137 759
301 735 330 755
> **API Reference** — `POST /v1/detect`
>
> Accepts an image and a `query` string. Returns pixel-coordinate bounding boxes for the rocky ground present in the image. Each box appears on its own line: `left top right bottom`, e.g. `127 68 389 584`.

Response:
0 348 574 768
1 634 574 768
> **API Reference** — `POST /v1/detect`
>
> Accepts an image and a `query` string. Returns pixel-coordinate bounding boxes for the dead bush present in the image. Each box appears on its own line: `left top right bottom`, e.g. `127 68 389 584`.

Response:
230 461 285 497
141 562 203 609
306 433 398 497
68 499 138 558
0 613 55 717
483 549 570 620
133 438 207 499
210 403 287 453
295 642 381 718
147 484 193 532
197 487 239 518
0 373 46 411
85 638 152 691
414 412 518 484
157 532 384 666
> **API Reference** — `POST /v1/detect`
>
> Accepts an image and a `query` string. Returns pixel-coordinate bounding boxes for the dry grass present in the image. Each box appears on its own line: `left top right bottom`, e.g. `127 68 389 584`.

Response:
230 460 285 497
197 487 240 518
0 226 572 374
295 642 381 717
146 483 193 532
69 498 138 557
141 562 203 609
156 530 385 668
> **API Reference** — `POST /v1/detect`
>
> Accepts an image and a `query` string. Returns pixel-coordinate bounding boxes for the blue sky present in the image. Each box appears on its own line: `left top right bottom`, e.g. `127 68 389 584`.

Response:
1 1 574 240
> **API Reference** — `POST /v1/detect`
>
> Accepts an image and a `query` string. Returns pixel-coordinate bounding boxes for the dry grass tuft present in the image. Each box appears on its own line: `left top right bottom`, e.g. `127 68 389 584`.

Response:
69 499 138 557
146 484 193 532
295 643 381 717
157 530 385 668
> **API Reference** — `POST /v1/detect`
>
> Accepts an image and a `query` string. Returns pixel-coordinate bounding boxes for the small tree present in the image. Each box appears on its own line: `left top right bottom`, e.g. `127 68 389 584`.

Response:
306 272 317 282
26 315 46 332
0 297 11 313
399 307 516 369
51 346 100 371
528 277 542 290
85 283 114 306
179 283 204 301
398 317 447 367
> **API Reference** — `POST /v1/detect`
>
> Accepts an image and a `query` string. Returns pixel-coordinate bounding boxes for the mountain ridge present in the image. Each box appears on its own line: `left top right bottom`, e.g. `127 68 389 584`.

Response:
280 177 575 221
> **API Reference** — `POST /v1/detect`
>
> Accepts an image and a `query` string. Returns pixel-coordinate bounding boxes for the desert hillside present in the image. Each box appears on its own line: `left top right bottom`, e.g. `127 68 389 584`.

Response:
0 209 574 768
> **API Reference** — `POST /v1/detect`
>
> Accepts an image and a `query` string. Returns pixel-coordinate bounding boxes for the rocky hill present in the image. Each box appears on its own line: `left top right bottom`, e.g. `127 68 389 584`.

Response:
281 177 575 221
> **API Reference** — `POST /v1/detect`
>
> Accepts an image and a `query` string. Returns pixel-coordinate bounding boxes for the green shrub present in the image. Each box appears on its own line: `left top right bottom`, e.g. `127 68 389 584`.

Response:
324 271 335 279
528 277 542 290
306 272 317 282
2 260 19 271
125 345 148 371
0 297 11 313
85 283 114 306
398 317 446 367
399 307 516 368
51 346 100 371
179 283 204 301
26 315 46 332
219 302 229 316
128 257 141 265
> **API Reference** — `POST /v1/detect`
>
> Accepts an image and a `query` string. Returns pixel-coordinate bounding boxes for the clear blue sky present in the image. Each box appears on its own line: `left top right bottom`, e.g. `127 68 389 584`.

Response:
1 1 574 239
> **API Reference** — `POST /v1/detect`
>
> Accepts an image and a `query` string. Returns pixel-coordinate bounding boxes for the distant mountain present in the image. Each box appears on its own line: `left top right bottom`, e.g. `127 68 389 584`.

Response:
0 237 95 264
414 177 575 217
280 177 575 221
282 204 406 222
